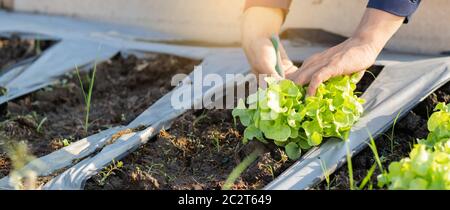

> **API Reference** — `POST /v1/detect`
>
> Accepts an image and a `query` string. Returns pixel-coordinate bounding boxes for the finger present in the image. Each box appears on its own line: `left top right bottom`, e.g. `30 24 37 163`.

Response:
353 70 365 83
283 64 298 75
279 45 298 75
307 65 343 96
254 42 280 77
294 59 328 85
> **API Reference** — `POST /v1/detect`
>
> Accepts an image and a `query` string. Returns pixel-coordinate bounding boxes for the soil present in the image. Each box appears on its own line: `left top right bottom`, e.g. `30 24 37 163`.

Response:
84 66 383 190
0 35 53 71
0 52 199 178
314 77 450 190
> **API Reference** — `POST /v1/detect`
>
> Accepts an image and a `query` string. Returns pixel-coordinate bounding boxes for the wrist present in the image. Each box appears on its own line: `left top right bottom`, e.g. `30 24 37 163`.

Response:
351 8 404 53
241 7 284 46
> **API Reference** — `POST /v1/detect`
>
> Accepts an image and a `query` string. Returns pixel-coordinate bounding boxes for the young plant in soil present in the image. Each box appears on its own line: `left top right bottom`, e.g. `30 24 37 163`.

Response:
75 64 97 134
378 103 450 190
232 74 365 160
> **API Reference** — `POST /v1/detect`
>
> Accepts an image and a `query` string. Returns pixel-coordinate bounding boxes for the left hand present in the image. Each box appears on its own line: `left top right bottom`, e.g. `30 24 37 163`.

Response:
286 37 378 96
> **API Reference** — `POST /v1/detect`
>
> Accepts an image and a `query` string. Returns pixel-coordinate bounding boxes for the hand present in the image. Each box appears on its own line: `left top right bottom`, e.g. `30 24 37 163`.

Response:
287 8 405 96
286 37 378 96
241 7 297 80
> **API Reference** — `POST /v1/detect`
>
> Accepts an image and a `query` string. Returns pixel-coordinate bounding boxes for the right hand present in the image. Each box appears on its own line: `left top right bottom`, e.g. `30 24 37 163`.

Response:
241 7 298 80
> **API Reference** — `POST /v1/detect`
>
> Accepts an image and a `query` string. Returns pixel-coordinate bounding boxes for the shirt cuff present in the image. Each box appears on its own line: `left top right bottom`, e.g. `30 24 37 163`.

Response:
367 0 421 23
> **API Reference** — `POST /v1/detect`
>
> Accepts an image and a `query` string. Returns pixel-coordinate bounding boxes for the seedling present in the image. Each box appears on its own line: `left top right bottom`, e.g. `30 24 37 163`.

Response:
222 147 264 190
193 110 207 127
366 129 384 173
345 142 355 190
36 117 47 133
233 74 365 160
358 163 377 190
263 164 275 180
378 103 450 190
3 141 42 190
211 136 220 153
97 159 123 186
319 159 331 190
0 86 7 96
389 110 403 153
75 63 97 134
62 139 71 147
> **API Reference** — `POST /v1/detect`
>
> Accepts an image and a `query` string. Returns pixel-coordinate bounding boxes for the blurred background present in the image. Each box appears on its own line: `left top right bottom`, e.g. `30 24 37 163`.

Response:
1 0 449 54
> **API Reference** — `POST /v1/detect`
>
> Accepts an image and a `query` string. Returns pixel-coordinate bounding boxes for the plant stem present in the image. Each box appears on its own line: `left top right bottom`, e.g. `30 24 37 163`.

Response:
75 63 97 134
222 147 264 190
345 142 355 190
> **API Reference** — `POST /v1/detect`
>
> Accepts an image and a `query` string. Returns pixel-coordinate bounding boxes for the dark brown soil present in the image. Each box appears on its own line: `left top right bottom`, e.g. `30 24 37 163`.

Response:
84 108 294 190
83 66 383 190
0 53 199 178
0 35 53 71
314 80 450 190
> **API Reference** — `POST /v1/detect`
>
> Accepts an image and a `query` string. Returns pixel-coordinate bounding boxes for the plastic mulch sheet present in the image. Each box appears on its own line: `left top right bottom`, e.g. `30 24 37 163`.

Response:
0 10 447 190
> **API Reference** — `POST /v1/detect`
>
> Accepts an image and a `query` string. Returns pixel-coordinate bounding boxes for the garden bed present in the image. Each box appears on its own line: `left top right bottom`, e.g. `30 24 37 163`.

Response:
314 81 450 190
84 65 383 190
0 53 199 179
0 35 53 71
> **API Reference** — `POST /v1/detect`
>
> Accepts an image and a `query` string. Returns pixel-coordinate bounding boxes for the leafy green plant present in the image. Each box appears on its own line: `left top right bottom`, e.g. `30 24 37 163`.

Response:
75 64 97 134
232 75 365 160
378 103 450 190
421 102 450 147
4 141 43 190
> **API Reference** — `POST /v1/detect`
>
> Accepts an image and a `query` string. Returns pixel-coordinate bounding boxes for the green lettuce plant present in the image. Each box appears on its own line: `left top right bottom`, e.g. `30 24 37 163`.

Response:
378 103 450 190
232 74 365 160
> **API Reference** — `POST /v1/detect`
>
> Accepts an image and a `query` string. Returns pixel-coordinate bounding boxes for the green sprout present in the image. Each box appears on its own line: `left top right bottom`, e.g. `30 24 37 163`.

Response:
222 147 264 190
97 159 124 186
75 63 97 134
36 117 47 133
345 142 355 190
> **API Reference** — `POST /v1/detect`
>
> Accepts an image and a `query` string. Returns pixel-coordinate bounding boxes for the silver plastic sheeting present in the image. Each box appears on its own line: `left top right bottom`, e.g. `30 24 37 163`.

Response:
265 57 450 190
0 11 234 106
0 10 445 190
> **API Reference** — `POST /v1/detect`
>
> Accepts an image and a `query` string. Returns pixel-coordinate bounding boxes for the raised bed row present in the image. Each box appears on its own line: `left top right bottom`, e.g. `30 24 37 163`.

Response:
1 34 449 190
0 36 200 186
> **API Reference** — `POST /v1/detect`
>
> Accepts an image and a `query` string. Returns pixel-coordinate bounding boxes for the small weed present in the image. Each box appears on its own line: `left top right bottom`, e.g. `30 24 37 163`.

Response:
211 133 221 152
193 110 207 126
358 163 377 190
36 117 47 133
97 159 123 186
263 164 275 180
389 110 403 153
3 141 43 190
222 147 263 190
345 142 355 190
61 139 71 147
319 159 331 190
75 63 97 134
366 130 384 172
0 86 7 96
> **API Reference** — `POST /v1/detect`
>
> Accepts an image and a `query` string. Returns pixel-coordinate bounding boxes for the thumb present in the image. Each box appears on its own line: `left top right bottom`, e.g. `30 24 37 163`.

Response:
254 40 281 78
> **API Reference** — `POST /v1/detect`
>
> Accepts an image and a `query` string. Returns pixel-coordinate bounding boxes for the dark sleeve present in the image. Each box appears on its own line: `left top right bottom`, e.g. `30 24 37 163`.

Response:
244 0 292 16
367 0 421 23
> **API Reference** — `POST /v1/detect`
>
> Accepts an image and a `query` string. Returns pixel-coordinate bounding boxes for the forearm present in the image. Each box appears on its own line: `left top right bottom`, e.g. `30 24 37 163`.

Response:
351 8 405 54
241 7 284 46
